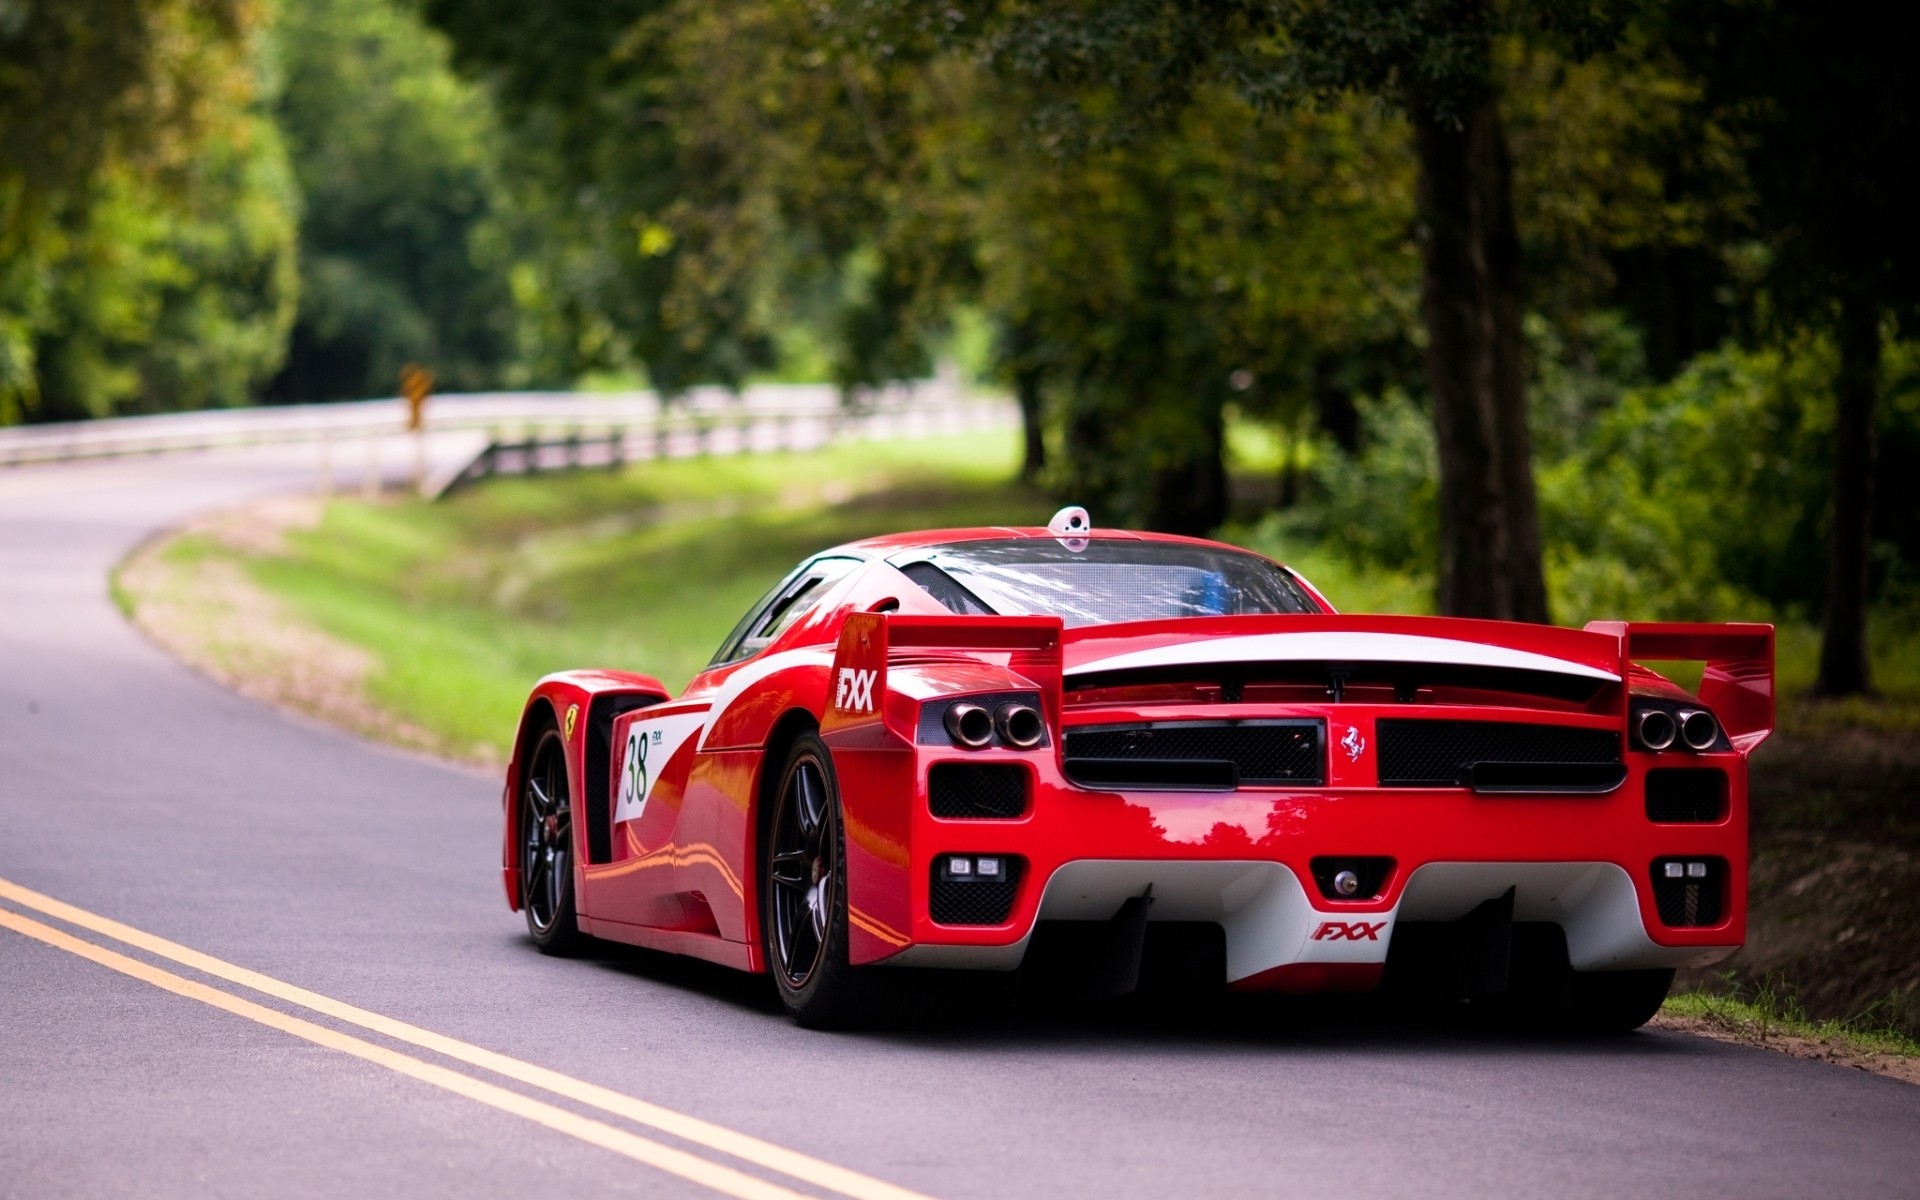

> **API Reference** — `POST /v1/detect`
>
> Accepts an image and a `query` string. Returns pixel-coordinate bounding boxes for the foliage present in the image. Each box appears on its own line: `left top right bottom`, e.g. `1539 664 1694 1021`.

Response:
1692 0 1919 694
1 1 296 422
0 0 259 244
264 0 533 400
527 1 1427 531
422 0 780 393
1676 1 1920 333
1230 331 1920 626
1232 390 1439 584
1501 32 1753 380
5 0 1918 670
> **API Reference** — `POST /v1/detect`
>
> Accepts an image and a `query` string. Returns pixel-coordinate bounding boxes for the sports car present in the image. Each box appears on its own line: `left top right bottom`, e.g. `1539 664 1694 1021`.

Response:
503 506 1772 1029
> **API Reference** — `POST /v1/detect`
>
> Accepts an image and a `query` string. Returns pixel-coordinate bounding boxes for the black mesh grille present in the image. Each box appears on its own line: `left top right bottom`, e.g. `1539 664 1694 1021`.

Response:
930 861 1023 925
929 763 1028 819
1064 720 1323 788
1645 768 1727 823
1651 859 1726 927
1376 720 1620 787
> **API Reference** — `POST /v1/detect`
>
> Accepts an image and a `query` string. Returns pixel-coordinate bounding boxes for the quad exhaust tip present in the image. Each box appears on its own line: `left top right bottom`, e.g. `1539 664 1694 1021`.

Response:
996 702 1045 749
1679 710 1720 751
1636 709 1678 751
944 703 995 749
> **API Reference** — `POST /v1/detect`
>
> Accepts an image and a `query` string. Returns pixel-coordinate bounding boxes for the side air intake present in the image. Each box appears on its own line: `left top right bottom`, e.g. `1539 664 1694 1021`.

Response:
928 763 1028 819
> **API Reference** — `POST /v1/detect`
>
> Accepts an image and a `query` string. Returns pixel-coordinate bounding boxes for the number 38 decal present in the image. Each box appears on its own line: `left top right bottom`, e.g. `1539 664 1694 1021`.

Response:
613 711 707 826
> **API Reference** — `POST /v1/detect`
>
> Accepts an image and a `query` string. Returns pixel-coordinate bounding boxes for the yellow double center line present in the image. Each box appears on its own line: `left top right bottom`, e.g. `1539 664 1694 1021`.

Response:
0 876 933 1200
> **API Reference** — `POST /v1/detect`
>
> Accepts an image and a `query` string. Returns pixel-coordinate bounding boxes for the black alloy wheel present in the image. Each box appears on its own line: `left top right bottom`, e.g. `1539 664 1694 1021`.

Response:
520 726 585 953
762 732 875 1026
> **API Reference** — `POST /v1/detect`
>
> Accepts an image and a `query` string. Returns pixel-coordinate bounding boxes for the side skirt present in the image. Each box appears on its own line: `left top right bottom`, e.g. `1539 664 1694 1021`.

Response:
579 917 756 972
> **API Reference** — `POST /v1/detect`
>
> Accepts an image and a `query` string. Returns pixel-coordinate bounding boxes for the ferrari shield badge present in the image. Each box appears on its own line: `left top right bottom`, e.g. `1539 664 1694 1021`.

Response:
564 704 579 741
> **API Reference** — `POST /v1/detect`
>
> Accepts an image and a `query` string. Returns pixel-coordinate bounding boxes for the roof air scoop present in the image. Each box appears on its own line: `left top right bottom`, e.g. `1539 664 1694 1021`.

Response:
1048 506 1091 550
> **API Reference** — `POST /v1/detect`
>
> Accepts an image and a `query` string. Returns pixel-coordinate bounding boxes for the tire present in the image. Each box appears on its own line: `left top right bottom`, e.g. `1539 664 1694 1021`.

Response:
1484 965 1675 1034
1473 926 1672 1034
1561 968 1674 1033
519 724 588 955
761 732 878 1028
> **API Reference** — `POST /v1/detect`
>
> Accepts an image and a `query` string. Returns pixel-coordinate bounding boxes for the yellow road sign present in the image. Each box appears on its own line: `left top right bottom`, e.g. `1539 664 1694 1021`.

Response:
400 363 434 431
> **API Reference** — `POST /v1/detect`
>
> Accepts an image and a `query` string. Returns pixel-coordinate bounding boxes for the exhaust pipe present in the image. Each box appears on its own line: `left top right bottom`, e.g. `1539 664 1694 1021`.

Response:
1679 710 1720 751
1636 708 1678 752
995 702 1045 749
944 703 994 748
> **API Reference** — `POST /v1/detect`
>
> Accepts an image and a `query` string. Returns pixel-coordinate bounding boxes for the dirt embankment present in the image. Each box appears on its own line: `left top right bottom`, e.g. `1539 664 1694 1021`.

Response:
117 499 452 763
1677 718 1920 1038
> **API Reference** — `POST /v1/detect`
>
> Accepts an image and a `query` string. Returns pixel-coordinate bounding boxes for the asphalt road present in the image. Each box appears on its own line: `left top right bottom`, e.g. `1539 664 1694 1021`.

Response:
4 446 1918 1200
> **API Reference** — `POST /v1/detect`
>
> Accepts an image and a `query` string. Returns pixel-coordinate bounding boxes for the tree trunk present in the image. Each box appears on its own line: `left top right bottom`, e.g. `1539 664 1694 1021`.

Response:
1006 319 1047 479
1144 394 1228 537
1015 365 1046 480
1815 292 1880 696
1277 421 1300 509
1412 97 1550 624
1311 354 1360 453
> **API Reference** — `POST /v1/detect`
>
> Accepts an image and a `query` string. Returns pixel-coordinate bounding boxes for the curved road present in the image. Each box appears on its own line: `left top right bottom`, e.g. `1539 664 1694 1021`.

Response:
3 447 1916 1199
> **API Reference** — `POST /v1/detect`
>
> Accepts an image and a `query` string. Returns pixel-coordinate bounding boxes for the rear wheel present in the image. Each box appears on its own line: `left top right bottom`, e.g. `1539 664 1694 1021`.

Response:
519 725 587 954
762 732 877 1027
1473 925 1672 1033
1560 968 1674 1033
1480 961 1674 1033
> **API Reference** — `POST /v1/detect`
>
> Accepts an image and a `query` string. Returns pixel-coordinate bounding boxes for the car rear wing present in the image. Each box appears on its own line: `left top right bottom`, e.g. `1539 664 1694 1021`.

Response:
1583 621 1775 750
822 611 1064 737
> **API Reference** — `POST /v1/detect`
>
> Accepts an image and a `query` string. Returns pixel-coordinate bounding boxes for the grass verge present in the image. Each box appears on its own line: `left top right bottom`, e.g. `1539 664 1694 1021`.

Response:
1657 981 1920 1085
120 431 1043 765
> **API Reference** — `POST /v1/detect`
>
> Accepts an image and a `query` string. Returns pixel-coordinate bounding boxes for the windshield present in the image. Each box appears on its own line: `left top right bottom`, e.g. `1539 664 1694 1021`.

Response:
893 539 1318 627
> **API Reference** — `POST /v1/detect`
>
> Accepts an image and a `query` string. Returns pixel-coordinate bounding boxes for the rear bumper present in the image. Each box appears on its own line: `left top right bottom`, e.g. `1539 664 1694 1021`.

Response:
830 741 1747 987
884 859 1732 982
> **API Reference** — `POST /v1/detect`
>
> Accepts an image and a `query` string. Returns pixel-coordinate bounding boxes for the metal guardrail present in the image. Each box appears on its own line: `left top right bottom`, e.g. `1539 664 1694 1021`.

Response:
0 377 1008 472
433 392 1014 498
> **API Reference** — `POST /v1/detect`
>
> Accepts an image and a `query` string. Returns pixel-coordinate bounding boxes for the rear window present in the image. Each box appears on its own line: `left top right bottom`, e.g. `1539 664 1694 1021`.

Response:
891 539 1318 627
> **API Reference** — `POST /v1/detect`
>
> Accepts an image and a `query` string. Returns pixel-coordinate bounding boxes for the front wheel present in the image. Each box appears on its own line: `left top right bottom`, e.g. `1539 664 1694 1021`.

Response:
519 725 587 954
761 732 878 1027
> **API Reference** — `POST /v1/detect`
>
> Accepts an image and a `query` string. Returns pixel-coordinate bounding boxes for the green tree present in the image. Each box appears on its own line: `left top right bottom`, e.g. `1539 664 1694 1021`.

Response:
893 0 1658 619
423 0 779 393
643 3 1419 532
1679 0 1920 695
0 0 256 244
265 0 532 400
1 0 297 422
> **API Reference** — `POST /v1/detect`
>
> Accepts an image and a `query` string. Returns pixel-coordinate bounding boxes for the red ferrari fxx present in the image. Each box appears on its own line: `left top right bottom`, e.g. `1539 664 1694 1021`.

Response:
503 507 1772 1029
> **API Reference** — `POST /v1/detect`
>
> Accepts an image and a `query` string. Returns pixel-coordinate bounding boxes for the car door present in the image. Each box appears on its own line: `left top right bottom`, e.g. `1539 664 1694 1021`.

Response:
664 555 865 941
585 556 861 934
